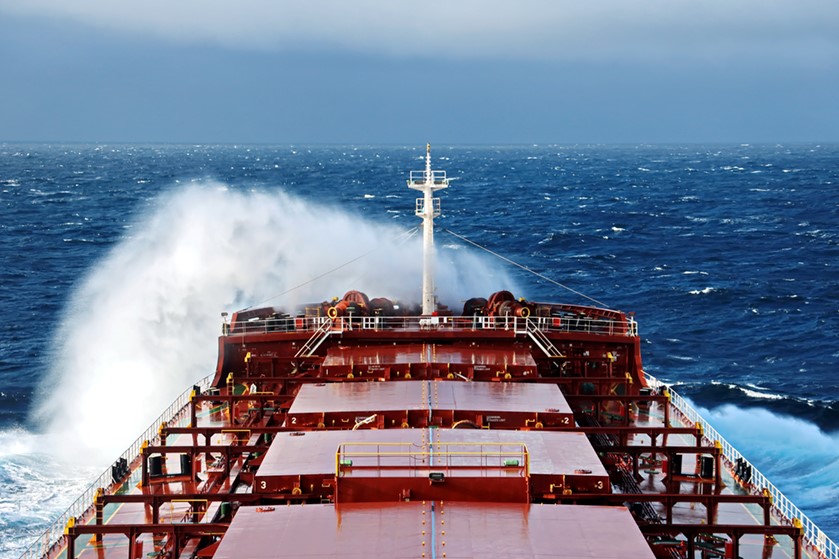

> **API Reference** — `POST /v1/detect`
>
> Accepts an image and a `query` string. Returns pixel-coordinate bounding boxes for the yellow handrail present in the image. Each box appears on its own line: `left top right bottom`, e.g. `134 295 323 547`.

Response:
335 442 530 477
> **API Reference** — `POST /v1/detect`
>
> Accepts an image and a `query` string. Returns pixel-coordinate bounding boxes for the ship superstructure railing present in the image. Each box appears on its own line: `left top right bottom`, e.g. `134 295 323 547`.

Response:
335 441 530 477
18 373 215 559
644 372 838 559
229 314 638 337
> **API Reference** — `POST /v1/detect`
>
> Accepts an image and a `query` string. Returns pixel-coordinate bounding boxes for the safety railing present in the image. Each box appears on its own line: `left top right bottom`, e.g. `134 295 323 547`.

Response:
18 373 215 559
336 442 530 477
230 314 638 338
645 372 838 559
409 169 448 185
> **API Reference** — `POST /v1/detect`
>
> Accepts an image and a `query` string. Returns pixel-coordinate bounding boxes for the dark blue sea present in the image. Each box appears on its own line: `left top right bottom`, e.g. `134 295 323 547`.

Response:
1 144 837 557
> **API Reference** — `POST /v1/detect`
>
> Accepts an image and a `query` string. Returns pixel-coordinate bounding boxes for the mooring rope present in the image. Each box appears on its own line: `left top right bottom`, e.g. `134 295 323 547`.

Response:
441 227 612 309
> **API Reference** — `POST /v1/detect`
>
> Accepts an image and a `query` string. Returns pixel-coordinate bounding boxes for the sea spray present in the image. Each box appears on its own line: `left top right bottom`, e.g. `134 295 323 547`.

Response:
31 182 516 464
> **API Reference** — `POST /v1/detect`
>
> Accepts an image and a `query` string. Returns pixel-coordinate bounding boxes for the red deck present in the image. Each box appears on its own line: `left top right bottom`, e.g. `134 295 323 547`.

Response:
254 428 609 502
212 502 656 559
286 380 573 429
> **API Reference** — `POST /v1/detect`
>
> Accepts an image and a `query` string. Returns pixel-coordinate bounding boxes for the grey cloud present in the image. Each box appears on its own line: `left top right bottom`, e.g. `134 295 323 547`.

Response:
1 0 837 62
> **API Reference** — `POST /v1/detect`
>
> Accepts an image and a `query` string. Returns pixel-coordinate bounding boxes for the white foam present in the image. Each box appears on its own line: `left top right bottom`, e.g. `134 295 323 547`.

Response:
0 429 100 558
689 287 716 295
668 355 697 362
740 385 785 400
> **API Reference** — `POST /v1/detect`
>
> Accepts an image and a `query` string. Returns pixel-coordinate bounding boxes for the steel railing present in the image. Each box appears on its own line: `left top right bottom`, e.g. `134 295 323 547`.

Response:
230 314 638 338
644 372 837 559
18 373 215 559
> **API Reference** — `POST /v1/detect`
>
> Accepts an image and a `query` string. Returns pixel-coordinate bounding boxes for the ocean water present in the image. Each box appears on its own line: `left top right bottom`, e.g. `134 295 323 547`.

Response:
0 144 836 557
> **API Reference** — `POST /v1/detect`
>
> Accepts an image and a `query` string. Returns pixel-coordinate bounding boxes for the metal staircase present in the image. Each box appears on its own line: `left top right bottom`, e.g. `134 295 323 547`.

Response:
518 318 565 358
295 318 339 358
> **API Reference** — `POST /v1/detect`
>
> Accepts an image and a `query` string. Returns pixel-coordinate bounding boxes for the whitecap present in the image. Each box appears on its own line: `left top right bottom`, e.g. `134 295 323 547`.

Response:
668 355 697 362
689 287 716 295
741 384 785 401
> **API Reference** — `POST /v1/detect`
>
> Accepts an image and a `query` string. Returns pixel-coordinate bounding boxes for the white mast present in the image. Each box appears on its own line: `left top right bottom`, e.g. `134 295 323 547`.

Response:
408 144 449 315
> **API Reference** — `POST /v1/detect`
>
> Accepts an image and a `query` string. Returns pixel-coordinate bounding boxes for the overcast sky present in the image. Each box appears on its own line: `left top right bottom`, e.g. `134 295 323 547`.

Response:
1 1 837 144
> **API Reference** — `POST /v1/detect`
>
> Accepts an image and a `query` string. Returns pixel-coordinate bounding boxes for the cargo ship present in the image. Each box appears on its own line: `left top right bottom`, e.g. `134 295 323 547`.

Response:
20 146 838 559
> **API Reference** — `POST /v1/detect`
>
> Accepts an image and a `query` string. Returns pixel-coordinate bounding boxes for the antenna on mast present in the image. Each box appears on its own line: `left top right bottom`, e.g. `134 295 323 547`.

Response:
408 144 449 315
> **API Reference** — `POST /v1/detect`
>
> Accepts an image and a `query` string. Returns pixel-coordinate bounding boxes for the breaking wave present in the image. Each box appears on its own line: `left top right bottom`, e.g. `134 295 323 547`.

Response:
673 381 839 431
689 402 839 535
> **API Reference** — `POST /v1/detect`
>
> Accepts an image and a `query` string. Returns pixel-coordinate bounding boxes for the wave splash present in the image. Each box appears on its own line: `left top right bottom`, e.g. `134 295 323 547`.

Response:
30 183 516 465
